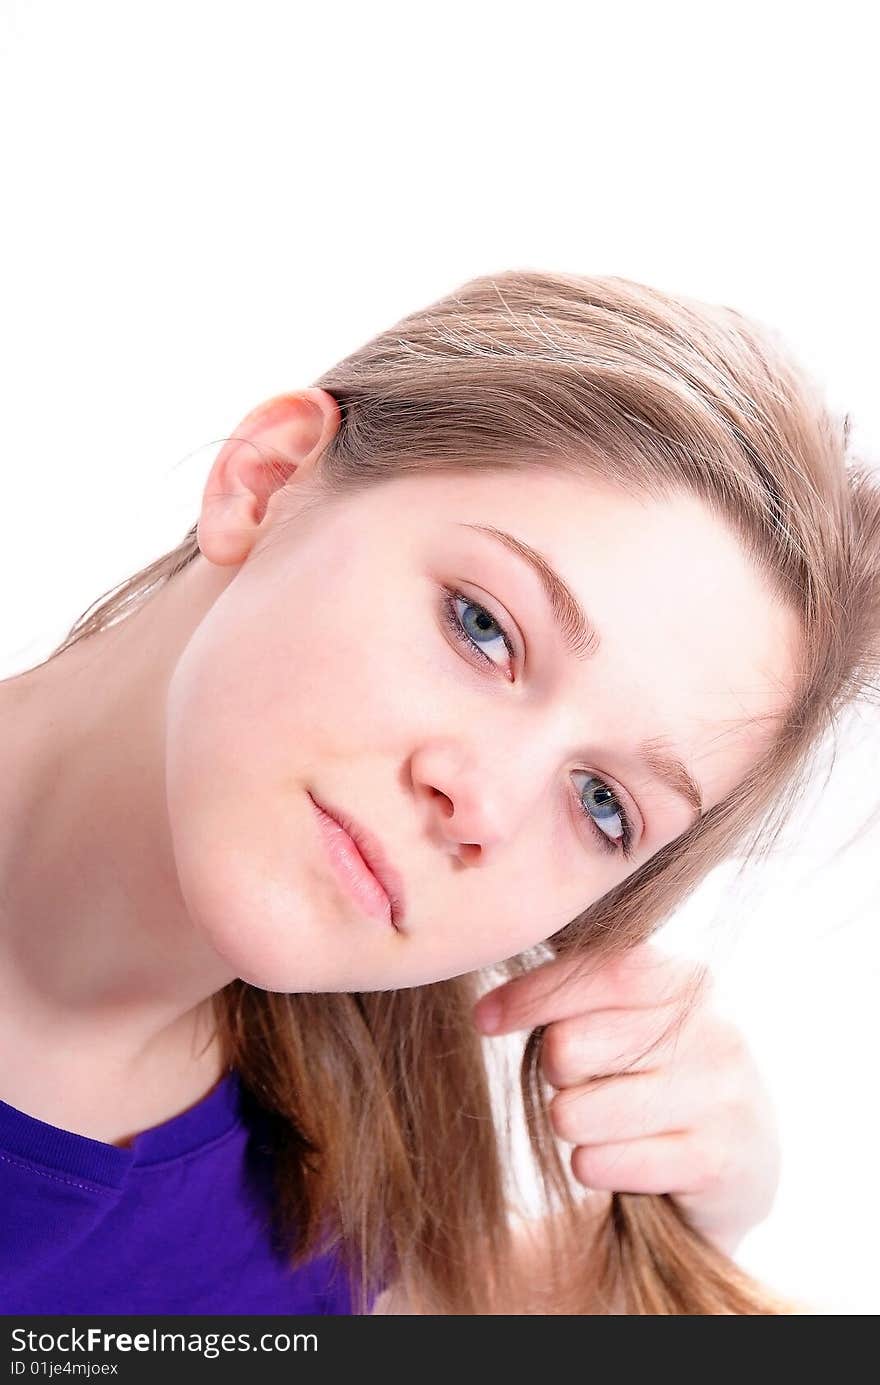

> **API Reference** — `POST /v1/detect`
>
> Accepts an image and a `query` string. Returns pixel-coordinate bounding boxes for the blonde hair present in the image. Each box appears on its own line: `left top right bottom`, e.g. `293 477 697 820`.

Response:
36 270 880 1312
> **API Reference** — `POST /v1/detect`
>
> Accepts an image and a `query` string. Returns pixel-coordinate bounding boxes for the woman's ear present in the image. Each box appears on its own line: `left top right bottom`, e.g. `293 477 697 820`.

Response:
197 387 341 567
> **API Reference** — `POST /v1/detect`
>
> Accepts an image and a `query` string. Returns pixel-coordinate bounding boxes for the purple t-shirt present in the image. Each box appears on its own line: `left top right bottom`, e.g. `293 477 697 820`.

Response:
0 1068 372 1314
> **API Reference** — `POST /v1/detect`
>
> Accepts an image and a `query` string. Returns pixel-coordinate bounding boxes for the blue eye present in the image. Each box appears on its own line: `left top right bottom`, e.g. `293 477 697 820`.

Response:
571 772 632 857
442 589 517 666
439 587 635 860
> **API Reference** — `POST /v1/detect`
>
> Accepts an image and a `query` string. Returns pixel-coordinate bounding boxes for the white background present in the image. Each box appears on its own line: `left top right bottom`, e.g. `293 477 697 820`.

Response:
1 0 877 1314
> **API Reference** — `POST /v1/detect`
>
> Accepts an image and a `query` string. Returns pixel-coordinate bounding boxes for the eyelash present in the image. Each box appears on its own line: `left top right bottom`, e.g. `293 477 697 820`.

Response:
438 587 635 861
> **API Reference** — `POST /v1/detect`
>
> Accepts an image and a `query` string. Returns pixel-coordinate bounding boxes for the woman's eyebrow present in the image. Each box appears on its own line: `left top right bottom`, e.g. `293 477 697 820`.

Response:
456 521 600 663
454 521 704 825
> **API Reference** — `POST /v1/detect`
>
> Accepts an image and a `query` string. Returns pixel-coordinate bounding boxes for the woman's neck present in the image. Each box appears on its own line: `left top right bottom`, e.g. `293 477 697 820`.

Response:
0 566 239 1110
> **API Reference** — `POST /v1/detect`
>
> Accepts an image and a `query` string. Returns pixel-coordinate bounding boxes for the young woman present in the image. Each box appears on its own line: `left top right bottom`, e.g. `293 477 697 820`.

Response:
0 270 877 1315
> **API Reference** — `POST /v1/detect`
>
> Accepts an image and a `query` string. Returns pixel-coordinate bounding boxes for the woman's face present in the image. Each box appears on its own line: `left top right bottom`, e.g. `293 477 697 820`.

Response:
165 463 799 993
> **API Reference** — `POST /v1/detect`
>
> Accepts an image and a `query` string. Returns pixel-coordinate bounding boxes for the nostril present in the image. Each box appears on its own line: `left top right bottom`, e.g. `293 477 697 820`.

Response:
431 788 455 816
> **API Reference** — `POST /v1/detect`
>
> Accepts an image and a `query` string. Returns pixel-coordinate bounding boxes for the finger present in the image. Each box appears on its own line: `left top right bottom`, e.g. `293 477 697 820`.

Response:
549 1067 704 1146
540 1004 695 1089
570 1131 702 1196
474 940 709 1035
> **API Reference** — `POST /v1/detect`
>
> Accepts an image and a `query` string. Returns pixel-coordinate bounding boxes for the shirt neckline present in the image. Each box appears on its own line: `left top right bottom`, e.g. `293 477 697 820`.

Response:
0 1067 244 1189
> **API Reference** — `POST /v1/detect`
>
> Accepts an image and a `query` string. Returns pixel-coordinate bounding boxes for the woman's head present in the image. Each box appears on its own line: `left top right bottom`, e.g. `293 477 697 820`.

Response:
165 387 800 993
28 269 880 1313
160 268 874 998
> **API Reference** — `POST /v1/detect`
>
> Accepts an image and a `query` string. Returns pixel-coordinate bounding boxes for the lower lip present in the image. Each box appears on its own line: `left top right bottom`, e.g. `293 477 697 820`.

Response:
310 797 395 929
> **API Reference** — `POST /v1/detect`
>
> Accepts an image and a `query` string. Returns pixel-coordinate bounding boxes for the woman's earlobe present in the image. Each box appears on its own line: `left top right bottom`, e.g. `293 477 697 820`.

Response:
196 442 293 567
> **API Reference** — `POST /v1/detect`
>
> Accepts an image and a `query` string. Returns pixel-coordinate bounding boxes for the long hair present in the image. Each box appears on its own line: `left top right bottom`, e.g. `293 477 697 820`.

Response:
31 271 880 1313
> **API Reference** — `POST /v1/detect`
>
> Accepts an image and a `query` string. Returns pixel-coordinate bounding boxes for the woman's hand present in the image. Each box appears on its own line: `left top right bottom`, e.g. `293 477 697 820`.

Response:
473 940 781 1258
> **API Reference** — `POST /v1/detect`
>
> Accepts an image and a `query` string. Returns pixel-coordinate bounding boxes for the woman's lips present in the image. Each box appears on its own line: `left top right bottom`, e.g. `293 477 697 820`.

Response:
308 793 404 931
